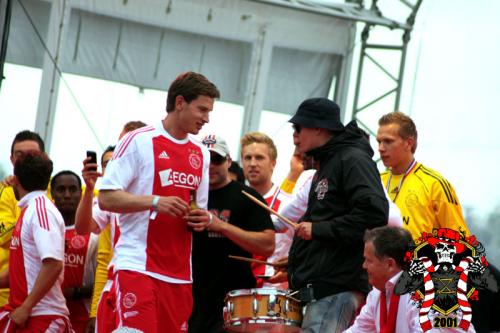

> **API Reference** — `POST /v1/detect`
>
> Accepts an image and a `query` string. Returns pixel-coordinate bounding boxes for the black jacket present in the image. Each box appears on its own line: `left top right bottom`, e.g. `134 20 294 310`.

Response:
288 121 388 296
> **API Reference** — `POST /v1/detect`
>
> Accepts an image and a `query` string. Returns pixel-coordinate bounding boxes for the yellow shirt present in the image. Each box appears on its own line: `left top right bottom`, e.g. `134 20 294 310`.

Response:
381 162 470 239
0 184 21 305
89 224 113 318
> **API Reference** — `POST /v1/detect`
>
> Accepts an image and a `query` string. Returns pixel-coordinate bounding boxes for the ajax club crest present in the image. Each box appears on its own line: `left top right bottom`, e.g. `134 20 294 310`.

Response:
395 228 498 331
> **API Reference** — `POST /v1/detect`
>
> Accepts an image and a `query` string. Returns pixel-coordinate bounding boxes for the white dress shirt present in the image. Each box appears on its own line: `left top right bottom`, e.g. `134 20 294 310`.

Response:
344 271 476 333
344 271 422 333
277 170 403 229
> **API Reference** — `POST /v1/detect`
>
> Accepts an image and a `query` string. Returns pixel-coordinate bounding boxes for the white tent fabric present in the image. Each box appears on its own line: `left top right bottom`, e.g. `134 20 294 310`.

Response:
6 0 355 147
264 46 341 114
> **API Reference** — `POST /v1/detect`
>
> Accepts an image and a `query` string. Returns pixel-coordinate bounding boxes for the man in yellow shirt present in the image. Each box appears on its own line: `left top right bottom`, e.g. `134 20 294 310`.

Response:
376 111 470 239
0 130 45 305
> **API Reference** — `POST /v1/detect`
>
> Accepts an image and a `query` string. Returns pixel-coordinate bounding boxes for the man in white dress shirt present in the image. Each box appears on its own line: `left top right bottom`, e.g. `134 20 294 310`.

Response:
344 226 476 333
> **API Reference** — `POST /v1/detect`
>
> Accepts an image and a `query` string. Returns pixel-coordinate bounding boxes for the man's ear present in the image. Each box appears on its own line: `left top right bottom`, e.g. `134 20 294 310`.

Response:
271 158 277 169
226 156 232 168
405 137 415 152
386 257 399 271
174 95 185 112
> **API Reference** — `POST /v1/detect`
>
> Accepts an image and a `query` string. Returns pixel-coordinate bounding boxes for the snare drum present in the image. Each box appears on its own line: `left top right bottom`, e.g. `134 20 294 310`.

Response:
223 288 302 332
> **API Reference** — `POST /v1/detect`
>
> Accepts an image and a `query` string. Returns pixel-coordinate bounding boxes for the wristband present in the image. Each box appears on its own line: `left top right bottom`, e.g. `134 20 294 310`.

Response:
152 195 160 211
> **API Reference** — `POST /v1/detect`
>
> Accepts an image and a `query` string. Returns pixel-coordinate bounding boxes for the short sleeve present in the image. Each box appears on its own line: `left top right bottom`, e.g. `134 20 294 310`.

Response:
99 133 138 191
33 209 64 261
92 202 111 233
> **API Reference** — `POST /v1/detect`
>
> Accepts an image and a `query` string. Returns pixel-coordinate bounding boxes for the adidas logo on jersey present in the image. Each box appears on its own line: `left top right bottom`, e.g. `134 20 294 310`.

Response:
158 151 170 159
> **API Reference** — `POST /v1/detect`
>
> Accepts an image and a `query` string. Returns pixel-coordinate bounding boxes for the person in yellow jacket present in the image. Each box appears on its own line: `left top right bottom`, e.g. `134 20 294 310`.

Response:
376 111 470 239
0 130 46 306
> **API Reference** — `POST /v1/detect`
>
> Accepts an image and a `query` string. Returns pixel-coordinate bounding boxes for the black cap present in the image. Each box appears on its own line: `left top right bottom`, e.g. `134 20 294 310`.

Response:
289 98 344 131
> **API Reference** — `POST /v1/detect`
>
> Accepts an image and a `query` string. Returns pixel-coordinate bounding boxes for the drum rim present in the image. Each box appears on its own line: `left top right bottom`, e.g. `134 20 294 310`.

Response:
226 288 289 297
224 317 302 327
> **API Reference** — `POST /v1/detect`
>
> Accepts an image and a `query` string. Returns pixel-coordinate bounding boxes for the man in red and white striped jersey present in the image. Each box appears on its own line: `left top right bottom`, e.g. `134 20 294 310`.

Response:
0 151 70 332
51 170 98 333
98 72 220 333
240 132 293 289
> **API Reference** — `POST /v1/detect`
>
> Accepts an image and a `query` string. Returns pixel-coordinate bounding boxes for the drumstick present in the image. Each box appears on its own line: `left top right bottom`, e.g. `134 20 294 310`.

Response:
241 190 298 228
228 255 279 267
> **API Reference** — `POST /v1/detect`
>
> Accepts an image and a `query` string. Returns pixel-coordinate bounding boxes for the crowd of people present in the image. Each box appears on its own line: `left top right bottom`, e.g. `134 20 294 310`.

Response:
0 71 498 333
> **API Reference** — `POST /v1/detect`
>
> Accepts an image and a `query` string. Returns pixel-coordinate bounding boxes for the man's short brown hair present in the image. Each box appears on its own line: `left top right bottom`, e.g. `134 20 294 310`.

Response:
122 121 147 133
166 72 220 113
11 130 45 156
240 132 277 161
14 151 53 192
378 111 418 153
364 226 414 268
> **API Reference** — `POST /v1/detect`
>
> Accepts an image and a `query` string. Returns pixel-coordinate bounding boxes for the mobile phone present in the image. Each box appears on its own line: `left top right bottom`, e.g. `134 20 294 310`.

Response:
256 275 272 280
86 151 97 171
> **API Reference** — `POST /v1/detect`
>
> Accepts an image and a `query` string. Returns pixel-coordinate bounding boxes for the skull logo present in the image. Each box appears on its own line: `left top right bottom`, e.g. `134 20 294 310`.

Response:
435 242 456 264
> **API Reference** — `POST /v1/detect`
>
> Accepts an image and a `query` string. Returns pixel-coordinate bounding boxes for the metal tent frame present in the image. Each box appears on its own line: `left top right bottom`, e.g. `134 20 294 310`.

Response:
351 0 423 136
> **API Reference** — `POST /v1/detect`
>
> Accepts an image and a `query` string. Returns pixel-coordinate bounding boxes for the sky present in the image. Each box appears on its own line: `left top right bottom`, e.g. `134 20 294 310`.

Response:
1 0 500 222
395 0 500 219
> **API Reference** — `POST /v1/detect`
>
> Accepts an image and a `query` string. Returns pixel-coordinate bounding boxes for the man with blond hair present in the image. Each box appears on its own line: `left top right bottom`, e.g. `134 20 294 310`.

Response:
240 131 293 288
376 111 470 238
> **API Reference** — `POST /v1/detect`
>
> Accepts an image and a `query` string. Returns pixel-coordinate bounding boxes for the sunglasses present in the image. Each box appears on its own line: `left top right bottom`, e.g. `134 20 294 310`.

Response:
210 153 227 165
292 124 302 133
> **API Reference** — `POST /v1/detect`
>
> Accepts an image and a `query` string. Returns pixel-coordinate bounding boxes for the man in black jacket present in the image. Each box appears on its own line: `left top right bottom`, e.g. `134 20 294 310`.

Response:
287 98 389 332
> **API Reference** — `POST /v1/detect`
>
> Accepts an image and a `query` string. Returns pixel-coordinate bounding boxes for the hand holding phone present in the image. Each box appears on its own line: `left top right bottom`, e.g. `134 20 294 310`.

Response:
86 151 97 171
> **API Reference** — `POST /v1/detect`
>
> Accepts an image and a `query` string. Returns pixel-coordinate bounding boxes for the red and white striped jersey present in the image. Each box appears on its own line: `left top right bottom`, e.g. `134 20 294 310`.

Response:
10 191 68 317
63 226 98 289
99 122 210 284
262 184 293 288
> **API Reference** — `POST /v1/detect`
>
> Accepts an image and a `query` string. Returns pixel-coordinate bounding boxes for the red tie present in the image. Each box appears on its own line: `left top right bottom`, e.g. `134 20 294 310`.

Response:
380 290 400 333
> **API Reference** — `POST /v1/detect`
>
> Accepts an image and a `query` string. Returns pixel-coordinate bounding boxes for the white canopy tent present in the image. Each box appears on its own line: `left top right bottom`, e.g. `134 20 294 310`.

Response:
6 0 361 152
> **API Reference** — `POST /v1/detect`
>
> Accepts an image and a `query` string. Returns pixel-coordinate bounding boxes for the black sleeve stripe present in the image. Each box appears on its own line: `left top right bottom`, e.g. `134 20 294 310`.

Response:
444 178 458 205
419 167 456 204
420 166 455 203
421 167 458 205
